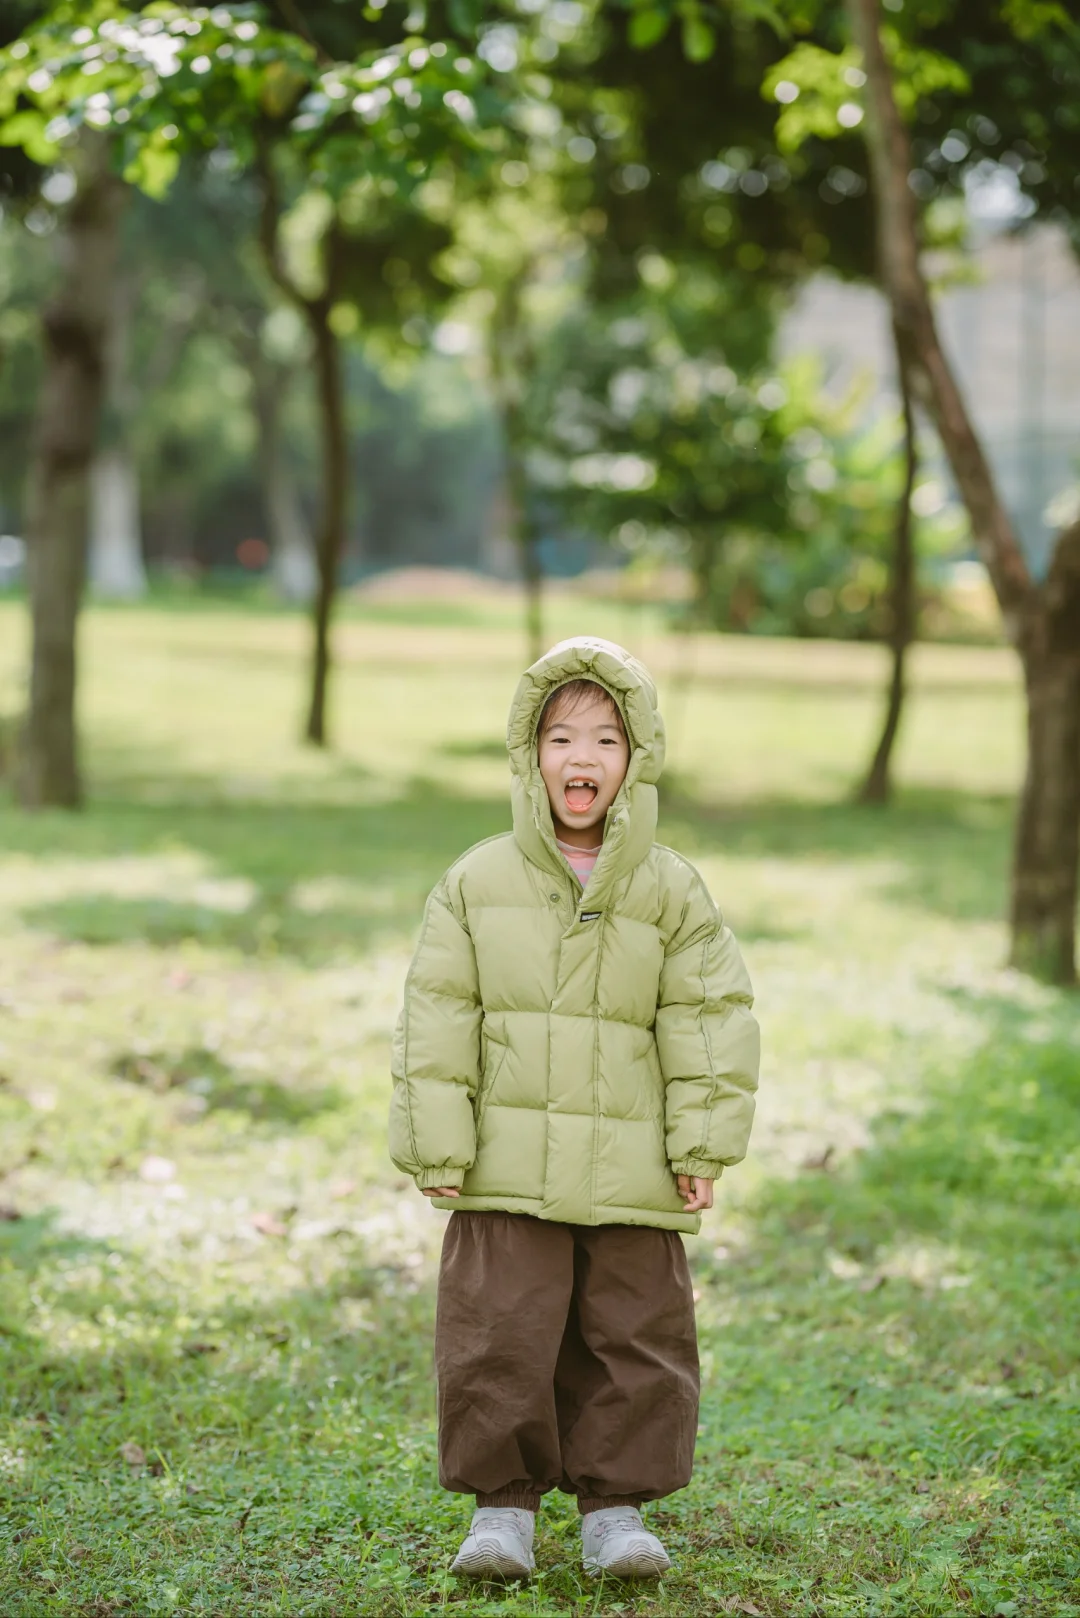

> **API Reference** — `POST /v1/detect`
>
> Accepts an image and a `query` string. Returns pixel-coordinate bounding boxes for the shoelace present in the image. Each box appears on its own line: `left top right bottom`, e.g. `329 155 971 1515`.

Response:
590 1511 645 1541
474 1511 530 1541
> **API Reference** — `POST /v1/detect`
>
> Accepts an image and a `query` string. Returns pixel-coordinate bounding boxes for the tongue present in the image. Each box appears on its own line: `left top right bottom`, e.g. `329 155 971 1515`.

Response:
565 785 596 813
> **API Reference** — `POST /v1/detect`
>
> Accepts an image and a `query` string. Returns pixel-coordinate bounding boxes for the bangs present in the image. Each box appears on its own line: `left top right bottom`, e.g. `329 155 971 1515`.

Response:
538 678 626 737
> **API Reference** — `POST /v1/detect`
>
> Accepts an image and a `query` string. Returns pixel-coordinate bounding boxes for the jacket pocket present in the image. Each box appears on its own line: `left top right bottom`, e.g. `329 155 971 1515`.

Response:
475 1032 507 1138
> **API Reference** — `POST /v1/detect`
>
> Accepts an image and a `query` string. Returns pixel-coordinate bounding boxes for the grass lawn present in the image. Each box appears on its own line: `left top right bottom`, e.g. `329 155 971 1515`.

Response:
0 595 1076 1617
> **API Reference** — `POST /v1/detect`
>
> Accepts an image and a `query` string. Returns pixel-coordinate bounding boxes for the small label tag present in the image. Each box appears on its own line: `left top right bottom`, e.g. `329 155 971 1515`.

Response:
580 911 601 921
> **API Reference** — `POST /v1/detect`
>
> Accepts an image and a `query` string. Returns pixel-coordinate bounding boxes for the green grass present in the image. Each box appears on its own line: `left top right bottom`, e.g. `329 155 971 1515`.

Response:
0 595 1076 1617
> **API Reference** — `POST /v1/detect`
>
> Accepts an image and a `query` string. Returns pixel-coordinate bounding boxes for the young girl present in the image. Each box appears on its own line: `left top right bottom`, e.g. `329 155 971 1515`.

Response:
390 636 759 1579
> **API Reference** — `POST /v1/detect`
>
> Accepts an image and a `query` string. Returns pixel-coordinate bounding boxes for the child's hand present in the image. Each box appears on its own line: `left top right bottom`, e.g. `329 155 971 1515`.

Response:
421 1187 460 1198
676 1175 714 1213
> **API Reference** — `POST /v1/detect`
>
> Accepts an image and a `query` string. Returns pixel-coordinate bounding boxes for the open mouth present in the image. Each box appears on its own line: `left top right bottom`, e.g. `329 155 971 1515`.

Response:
564 777 599 814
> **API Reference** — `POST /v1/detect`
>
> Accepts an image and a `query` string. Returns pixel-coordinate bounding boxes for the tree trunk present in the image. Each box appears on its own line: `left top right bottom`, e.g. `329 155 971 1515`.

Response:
689 529 711 623
269 461 316 606
1011 649 1080 983
88 257 146 599
859 327 917 805
522 523 543 667
255 140 349 745
489 271 545 666
18 134 125 809
304 302 348 745
89 444 146 598
509 452 543 666
251 362 316 604
847 0 1079 981
1010 521 1080 984
845 0 1028 621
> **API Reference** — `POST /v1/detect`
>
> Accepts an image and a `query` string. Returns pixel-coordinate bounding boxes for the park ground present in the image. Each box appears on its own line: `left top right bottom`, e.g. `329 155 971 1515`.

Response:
0 591 1077 1617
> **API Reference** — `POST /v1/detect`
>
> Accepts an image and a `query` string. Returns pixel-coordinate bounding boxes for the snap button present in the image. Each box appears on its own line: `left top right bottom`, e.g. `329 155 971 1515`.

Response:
549 892 560 902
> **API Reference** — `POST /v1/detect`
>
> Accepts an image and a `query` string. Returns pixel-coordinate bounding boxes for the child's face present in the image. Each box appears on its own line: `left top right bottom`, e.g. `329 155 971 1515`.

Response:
538 692 630 844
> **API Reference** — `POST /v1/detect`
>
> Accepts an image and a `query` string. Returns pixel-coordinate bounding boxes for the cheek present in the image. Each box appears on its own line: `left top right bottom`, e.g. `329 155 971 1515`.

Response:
609 751 630 791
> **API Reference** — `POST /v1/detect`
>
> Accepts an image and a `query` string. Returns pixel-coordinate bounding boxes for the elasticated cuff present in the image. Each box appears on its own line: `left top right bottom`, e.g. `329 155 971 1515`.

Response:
476 1488 541 1511
577 1493 645 1515
671 1158 725 1181
414 1166 465 1191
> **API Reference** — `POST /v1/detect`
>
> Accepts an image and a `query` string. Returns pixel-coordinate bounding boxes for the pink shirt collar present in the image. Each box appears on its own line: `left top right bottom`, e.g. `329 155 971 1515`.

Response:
556 836 602 885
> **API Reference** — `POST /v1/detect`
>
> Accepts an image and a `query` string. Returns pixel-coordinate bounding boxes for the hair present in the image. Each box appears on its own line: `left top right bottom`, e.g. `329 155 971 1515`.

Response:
537 678 626 738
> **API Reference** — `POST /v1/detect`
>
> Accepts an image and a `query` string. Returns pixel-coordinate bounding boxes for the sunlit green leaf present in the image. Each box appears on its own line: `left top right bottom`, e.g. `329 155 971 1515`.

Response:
122 140 180 198
681 16 717 62
629 7 673 50
0 108 57 164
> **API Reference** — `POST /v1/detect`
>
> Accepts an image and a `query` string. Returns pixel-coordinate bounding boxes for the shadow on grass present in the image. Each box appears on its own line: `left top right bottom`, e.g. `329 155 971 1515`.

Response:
662 778 1015 925
108 1045 345 1127
21 892 414 963
715 985 1080 1345
439 737 509 760
3 774 1020 968
0 1209 111 1282
6 780 512 963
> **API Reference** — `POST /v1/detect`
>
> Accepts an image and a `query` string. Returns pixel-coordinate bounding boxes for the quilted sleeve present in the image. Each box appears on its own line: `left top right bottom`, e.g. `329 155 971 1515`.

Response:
655 876 760 1181
389 879 481 1190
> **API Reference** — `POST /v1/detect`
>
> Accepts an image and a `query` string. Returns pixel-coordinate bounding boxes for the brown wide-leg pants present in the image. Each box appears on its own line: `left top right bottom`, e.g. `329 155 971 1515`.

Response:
435 1211 699 1514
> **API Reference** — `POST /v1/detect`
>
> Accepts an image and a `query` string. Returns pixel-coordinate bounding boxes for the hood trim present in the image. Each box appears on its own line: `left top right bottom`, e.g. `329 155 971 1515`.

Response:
505 638 665 900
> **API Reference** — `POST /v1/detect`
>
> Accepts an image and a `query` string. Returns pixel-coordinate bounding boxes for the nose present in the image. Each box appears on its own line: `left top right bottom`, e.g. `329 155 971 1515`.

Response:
569 740 600 769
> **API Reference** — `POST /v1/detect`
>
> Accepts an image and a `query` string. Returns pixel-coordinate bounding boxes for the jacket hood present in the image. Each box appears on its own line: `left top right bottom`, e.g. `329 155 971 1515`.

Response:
506 637 666 900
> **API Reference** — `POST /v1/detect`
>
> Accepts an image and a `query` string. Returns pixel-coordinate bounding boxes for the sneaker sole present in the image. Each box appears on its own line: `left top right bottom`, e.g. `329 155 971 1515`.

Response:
451 1546 534 1581
584 1548 671 1579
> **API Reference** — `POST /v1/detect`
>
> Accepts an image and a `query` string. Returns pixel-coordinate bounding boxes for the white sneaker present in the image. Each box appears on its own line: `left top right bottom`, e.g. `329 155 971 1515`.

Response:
581 1506 672 1578
450 1506 536 1579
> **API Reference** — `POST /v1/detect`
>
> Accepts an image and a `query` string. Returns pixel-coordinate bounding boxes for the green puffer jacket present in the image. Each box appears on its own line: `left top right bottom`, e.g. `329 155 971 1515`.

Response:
389 637 760 1234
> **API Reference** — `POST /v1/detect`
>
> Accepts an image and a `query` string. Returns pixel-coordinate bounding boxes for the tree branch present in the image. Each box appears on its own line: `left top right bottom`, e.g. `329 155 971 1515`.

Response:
254 126 310 313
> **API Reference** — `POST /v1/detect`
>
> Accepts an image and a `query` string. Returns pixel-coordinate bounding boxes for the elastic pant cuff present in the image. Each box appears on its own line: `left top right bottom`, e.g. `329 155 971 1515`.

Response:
475 1488 541 1512
577 1493 645 1516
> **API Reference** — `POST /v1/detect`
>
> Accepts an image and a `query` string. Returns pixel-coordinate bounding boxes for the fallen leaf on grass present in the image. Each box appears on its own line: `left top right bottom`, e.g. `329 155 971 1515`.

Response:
251 1211 288 1237
718 1600 764 1616
69 1546 91 1561
119 1442 145 1467
0 1205 22 1222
